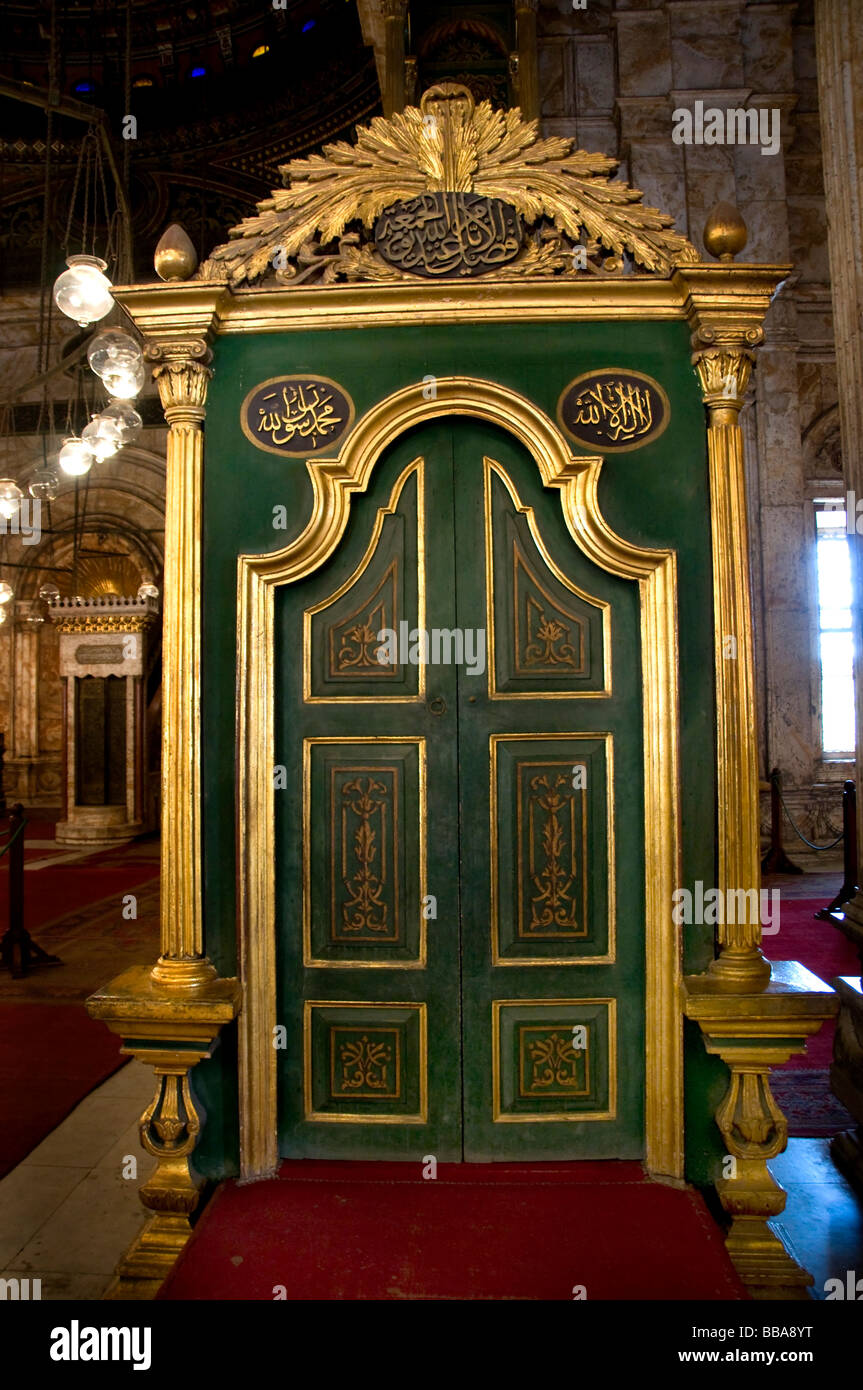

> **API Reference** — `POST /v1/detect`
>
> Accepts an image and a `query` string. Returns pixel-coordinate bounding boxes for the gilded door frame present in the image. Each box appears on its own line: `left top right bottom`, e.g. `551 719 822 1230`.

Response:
236 376 682 1181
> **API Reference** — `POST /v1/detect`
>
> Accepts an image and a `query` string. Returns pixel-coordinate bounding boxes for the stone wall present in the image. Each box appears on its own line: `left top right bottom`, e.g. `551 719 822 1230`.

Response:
536 0 845 867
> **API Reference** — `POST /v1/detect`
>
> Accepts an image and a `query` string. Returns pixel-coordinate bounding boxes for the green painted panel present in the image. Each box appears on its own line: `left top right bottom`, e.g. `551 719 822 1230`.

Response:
196 318 718 1181
276 424 462 1159
274 417 642 1161
454 423 643 1159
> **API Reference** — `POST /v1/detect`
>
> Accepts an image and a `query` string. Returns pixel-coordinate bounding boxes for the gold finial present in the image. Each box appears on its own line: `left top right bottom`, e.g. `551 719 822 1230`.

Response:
703 202 748 262
154 223 198 281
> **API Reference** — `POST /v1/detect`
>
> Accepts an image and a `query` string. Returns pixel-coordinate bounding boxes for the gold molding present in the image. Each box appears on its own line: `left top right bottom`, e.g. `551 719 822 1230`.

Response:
86 964 241 1299
200 83 696 286
236 376 682 1180
113 264 789 340
52 614 158 634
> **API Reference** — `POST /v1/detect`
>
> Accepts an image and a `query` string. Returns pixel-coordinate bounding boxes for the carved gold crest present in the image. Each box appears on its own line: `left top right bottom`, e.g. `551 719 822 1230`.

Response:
201 83 698 287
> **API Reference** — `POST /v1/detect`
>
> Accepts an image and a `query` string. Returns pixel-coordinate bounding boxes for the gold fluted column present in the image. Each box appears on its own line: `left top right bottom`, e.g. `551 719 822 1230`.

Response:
693 333 770 992
144 337 216 991
514 0 540 122
381 0 407 117
87 302 240 1298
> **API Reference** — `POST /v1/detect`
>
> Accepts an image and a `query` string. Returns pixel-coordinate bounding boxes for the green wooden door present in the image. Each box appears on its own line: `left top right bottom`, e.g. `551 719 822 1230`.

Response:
276 418 644 1161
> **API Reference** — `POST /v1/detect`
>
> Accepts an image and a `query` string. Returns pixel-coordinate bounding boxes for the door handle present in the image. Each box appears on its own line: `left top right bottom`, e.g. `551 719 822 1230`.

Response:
429 695 447 716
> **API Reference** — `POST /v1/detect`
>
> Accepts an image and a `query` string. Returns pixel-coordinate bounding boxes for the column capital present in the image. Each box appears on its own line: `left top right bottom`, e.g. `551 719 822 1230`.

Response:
691 344 757 414
380 0 407 20
144 338 213 420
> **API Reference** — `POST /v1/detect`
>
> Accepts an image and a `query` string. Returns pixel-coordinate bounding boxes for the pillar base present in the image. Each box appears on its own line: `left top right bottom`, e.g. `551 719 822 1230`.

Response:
104 1209 199 1301
150 955 219 990
724 1218 813 1300
707 946 772 993
684 961 836 1300
55 808 143 849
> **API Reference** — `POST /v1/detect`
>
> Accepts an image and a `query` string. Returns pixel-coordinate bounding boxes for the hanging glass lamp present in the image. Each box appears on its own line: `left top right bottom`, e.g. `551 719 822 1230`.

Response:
0 479 23 519
82 415 123 461
53 254 114 327
58 437 95 476
29 467 60 501
98 402 142 444
87 328 142 378
102 355 146 399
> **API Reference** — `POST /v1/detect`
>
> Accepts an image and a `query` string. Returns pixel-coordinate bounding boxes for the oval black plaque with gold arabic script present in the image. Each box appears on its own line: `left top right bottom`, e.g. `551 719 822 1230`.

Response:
375 192 522 278
240 375 355 457
557 369 671 454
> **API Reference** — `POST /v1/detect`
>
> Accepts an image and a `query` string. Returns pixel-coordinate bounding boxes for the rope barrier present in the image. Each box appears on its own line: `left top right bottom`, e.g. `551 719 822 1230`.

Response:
776 782 844 851
0 816 27 857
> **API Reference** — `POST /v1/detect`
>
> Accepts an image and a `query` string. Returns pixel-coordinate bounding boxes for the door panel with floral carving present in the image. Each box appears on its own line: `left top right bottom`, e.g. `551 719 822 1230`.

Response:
276 428 462 1158
458 430 643 1158
276 418 644 1160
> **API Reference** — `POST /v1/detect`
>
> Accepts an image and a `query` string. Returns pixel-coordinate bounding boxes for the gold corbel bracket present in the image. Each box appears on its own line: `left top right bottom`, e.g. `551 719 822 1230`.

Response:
684 962 837 1299
87 965 241 1300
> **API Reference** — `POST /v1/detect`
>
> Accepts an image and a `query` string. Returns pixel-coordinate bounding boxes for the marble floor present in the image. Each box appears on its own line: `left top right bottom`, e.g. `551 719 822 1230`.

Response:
771 1139 863 1299
0 1059 156 1299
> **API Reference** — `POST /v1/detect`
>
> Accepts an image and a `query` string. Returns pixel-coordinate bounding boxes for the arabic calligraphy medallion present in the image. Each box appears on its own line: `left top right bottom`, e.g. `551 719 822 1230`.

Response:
557 369 670 453
241 375 355 457
374 192 523 279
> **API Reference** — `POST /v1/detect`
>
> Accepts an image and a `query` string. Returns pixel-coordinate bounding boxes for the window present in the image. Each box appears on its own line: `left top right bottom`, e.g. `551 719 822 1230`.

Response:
815 501 856 756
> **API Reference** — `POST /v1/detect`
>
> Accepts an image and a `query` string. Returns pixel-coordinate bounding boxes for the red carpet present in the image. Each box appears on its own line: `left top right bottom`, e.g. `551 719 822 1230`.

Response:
0 834 159 1174
160 1161 747 1301
771 1068 854 1137
0 1002 126 1178
766 899 858 1069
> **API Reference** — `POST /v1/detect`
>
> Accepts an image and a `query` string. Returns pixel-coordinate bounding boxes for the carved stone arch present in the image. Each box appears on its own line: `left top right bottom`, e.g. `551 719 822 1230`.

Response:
802 404 843 480
236 376 682 1183
417 17 510 61
14 516 163 598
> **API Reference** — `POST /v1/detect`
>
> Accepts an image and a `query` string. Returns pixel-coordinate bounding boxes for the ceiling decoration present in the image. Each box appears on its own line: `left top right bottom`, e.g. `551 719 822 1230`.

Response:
0 0 381 283
73 552 144 599
201 82 699 287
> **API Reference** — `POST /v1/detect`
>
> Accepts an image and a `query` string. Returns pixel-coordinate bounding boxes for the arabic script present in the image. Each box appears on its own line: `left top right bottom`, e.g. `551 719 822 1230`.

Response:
569 380 655 444
256 383 343 449
375 192 522 278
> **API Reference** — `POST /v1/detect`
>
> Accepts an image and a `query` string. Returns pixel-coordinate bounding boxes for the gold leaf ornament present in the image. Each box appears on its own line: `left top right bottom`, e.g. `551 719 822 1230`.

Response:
201 83 698 285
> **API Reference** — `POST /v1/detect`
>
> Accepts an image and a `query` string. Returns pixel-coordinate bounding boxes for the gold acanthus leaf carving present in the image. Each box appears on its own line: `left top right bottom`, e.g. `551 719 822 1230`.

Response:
201 83 698 286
